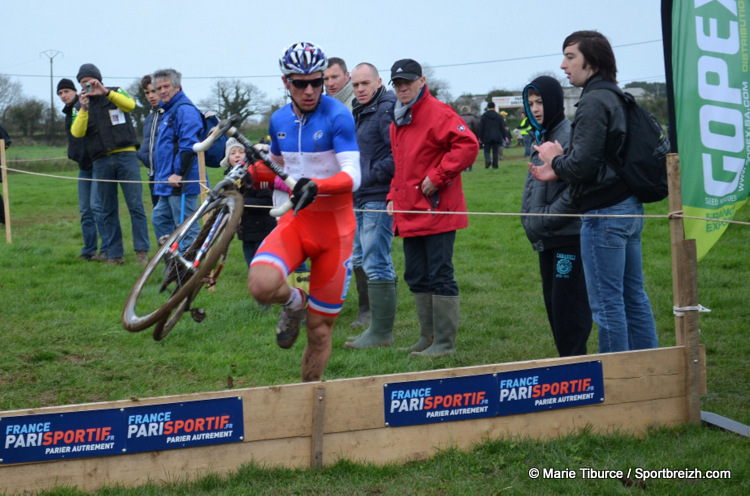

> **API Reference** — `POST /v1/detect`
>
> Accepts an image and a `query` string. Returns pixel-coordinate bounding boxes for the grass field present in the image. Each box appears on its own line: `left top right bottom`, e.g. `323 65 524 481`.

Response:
1 145 748 495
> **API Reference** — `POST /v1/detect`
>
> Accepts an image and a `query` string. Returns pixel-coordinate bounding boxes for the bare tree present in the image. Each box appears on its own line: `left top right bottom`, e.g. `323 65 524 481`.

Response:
198 79 268 125
422 66 452 103
0 75 23 119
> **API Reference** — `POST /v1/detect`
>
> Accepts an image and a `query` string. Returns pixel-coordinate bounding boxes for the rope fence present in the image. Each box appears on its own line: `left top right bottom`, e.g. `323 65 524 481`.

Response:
2 164 750 227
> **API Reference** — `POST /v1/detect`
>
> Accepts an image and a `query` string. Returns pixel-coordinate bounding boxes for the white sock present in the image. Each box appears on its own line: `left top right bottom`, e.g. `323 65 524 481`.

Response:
284 286 305 311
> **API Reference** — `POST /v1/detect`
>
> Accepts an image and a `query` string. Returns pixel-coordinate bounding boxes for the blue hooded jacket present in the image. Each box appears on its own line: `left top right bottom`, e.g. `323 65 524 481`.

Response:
154 90 203 196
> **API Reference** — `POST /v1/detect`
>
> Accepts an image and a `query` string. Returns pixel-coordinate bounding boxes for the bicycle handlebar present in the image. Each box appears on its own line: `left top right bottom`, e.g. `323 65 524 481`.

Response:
192 115 298 216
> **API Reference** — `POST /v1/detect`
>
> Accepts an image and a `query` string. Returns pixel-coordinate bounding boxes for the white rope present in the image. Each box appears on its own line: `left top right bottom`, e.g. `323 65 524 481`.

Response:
3 164 750 225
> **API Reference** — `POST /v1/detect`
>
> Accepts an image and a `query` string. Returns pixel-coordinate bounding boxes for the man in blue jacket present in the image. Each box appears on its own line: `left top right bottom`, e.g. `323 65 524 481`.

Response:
344 62 398 350
152 68 203 247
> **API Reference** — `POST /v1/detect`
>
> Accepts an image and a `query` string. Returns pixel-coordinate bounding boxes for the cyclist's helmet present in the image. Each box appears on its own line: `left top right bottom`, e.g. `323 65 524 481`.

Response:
279 42 328 76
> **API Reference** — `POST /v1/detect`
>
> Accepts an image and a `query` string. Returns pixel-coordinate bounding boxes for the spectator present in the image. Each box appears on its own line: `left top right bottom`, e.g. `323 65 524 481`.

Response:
57 78 106 261
0 120 10 225
343 62 398 350
248 42 360 382
519 111 533 158
136 75 163 207
324 57 354 110
152 68 203 249
458 105 480 172
71 63 150 266
478 102 505 169
531 30 658 353
386 58 478 357
498 110 511 160
521 75 592 356
219 137 276 267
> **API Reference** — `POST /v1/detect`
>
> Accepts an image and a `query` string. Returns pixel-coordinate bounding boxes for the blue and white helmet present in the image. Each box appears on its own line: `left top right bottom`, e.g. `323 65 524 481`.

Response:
279 42 328 76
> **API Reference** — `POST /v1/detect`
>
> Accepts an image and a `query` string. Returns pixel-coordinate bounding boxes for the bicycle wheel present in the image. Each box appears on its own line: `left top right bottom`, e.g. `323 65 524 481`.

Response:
152 283 203 341
152 242 230 341
122 191 243 332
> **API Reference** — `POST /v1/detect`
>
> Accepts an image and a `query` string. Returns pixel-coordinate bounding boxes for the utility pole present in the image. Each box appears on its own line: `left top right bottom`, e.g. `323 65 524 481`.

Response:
40 50 63 136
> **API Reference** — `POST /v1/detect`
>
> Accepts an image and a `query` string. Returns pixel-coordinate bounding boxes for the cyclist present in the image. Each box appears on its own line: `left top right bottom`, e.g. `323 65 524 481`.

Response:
248 42 361 382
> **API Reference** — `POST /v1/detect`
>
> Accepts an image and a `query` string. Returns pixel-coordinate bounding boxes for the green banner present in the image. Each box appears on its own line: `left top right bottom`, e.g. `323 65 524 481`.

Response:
671 0 749 259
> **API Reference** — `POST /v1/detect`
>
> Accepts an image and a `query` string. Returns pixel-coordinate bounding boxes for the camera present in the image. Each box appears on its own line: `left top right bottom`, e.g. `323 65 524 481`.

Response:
83 82 93 94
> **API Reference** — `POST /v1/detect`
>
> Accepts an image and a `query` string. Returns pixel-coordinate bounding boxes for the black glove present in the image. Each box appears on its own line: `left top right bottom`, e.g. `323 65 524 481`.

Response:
290 178 318 215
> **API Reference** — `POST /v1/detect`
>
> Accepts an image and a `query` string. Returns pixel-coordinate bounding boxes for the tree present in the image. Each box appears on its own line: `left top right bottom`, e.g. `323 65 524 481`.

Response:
0 75 23 120
5 97 47 137
422 66 452 103
198 79 267 125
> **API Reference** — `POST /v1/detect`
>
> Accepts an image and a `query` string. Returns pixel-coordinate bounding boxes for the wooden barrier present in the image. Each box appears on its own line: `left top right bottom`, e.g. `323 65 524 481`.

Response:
0 347 705 494
0 154 710 493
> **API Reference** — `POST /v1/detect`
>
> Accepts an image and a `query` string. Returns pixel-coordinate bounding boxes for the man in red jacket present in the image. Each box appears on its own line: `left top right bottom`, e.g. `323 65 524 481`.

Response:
386 58 479 357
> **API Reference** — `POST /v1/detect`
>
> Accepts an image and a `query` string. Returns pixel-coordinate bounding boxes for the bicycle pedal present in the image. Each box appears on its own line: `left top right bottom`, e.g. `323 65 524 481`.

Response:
191 308 206 323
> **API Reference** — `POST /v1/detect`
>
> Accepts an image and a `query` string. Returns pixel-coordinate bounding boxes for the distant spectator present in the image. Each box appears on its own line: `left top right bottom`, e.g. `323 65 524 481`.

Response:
458 105 480 172
71 63 150 266
0 120 10 225
478 102 505 169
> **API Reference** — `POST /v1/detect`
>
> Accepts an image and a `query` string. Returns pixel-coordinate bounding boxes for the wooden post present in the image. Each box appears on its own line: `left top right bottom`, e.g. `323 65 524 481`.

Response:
667 154 685 345
310 386 326 470
197 151 208 205
666 153 701 425
1 139 11 243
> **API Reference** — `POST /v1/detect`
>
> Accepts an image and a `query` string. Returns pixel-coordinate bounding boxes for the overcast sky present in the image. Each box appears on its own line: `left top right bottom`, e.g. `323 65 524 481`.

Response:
1 0 666 114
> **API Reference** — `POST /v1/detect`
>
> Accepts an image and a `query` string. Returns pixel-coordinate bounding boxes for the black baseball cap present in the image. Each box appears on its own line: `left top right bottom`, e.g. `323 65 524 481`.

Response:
390 59 422 83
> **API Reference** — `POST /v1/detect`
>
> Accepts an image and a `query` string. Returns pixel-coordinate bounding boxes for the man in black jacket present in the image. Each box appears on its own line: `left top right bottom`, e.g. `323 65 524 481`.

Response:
58 78 106 261
478 102 506 169
531 30 658 354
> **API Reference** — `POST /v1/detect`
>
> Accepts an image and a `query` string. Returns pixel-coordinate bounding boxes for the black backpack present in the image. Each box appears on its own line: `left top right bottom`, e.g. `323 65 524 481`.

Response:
588 80 670 203
168 103 227 168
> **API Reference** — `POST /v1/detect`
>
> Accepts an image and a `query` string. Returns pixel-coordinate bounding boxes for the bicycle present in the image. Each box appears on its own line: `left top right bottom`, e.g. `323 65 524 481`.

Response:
121 116 304 340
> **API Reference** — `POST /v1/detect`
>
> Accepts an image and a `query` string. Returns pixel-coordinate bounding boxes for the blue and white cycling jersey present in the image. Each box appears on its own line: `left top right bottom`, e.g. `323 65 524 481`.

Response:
269 95 360 194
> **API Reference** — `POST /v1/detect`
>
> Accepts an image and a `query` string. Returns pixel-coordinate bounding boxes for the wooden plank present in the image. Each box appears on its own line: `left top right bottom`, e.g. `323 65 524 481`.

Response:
322 397 687 466
0 437 312 493
310 386 326 469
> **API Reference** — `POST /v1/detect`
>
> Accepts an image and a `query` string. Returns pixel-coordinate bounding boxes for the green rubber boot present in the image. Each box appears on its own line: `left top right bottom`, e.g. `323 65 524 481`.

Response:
411 295 459 357
344 279 397 349
347 267 371 335
399 293 434 352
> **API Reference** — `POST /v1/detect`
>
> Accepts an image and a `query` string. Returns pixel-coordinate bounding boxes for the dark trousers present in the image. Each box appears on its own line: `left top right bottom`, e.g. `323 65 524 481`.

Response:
538 245 592 356
403 231 458 296
483 142 500 169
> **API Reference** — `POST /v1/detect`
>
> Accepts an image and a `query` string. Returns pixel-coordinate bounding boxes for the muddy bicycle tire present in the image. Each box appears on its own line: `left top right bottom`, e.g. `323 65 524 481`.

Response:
122 191 243 332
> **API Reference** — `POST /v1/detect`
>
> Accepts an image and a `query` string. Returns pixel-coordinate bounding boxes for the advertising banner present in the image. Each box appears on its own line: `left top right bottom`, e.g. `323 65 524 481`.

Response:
1 397 244 465
384 361 603 428
665 0 749 259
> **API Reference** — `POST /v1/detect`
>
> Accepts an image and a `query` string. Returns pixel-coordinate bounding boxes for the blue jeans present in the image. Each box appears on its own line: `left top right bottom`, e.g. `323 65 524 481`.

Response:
580 196 658 353
522 134 532 157
93 151 150 258
151 194 200 248
352 202 396 281
403 231 458 296
78 168 107 255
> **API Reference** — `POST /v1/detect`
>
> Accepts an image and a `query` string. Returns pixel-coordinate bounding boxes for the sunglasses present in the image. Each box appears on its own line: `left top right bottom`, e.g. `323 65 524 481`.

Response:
287 77 325 89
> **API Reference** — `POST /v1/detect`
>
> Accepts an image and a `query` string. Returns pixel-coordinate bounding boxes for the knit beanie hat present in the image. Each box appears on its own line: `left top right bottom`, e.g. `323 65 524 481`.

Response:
56 78 76 93
76 63 102 83
220 137 245 167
